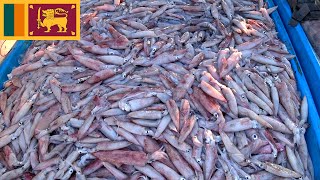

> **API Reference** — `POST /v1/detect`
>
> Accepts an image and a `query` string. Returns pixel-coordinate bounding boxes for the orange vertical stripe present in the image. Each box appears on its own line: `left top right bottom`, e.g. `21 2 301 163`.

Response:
14 4 24 36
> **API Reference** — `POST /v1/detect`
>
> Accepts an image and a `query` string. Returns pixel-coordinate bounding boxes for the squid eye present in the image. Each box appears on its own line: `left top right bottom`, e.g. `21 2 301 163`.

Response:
273 153 277 158
245 176 250 179
252 134 258 140
263 31 266 34
114 68 121 72
162 110 168 115
19 122 23 126
214 113 219 118
145 130 153 135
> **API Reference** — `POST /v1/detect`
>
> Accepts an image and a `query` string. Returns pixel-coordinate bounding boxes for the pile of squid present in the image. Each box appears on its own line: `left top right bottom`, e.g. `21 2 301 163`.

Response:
0 0 313 179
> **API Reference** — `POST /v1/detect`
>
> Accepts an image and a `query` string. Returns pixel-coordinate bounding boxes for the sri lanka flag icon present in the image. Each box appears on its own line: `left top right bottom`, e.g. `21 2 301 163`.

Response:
0 0 80 40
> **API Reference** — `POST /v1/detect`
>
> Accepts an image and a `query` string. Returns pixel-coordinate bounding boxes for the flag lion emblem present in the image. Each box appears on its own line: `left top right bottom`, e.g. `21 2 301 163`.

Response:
37 8 68 33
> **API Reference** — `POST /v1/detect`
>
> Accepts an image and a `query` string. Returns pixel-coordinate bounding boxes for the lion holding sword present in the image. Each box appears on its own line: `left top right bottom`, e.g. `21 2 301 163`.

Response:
37 7 68 33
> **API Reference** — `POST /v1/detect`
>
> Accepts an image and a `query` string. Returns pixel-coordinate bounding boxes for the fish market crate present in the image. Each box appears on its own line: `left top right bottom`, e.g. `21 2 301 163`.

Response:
267 0 320 178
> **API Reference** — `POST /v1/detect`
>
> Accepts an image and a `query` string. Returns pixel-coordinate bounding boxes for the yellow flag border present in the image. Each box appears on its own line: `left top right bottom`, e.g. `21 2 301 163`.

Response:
0 0 80 40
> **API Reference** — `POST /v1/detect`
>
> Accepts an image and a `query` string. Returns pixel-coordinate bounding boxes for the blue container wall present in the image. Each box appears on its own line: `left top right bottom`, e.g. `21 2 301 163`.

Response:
0 41 33 89
267 0 320 178
272 0 320 114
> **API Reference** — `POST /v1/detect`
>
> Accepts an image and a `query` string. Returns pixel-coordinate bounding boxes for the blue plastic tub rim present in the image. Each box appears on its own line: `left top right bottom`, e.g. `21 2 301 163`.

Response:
0 41 32 90
273 0 320 114
267 0 320 179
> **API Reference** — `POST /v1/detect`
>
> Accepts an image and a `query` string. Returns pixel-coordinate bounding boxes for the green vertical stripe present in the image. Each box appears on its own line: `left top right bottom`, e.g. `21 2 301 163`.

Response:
4 4 14 36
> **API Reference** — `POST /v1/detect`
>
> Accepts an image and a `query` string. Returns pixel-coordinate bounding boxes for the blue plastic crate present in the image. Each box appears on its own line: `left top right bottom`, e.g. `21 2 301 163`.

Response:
272 0 320 114
267 0 320 178
0 40 32 89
